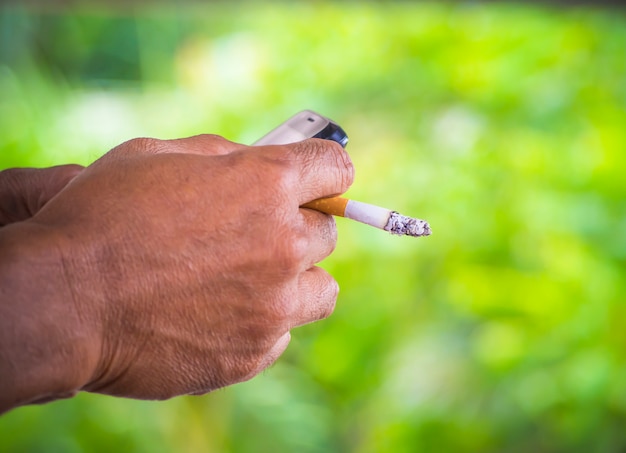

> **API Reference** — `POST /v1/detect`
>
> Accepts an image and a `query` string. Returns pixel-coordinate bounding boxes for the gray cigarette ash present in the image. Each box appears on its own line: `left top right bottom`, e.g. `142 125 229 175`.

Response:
384 212 432 237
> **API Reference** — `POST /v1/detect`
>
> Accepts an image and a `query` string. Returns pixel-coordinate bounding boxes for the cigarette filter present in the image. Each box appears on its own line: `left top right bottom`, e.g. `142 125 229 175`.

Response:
303 197 431 237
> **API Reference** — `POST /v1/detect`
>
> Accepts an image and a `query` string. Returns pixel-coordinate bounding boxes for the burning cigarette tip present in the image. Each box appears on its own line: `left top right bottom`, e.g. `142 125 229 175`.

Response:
385 212 432 237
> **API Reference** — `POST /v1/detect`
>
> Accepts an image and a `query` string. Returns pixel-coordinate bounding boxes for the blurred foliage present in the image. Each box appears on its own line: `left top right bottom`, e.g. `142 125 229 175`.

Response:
1 1 626 452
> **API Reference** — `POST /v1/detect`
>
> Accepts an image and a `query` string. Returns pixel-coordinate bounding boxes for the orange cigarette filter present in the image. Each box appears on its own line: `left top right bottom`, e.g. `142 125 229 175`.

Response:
302 196 349 217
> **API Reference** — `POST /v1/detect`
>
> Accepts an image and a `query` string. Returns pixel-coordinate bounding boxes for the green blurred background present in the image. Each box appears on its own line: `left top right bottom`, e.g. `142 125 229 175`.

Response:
1 1 625 452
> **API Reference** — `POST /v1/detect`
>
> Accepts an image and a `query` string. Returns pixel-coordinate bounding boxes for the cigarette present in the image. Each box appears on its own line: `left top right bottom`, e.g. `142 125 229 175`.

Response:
302 197 432 237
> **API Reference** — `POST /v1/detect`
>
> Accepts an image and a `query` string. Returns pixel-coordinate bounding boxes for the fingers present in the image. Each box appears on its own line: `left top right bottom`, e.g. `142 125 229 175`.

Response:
244 268 338 378
246 223 337 386
0 164 83 226
286 139 354 204
35 165 84 203
298 209 338 270
242 267 337 380
291 266 339 328
106 135 353 207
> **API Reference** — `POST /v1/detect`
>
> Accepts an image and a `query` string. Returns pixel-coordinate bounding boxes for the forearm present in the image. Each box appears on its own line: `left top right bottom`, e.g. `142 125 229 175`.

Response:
0 222 95 414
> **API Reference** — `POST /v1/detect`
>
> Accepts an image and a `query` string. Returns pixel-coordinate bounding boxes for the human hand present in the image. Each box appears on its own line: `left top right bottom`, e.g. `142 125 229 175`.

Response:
0 165 83 226
2 134 353 408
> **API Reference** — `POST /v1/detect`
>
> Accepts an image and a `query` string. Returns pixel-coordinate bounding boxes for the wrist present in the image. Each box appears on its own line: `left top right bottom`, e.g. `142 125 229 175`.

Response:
0 221 99 413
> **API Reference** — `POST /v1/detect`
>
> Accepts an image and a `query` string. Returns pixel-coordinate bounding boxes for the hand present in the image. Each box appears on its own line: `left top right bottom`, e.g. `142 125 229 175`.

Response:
0 134 354 411
0 164 83 226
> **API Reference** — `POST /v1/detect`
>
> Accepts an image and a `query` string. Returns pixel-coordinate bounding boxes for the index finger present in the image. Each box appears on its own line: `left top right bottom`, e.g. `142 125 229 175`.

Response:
286 139 355 205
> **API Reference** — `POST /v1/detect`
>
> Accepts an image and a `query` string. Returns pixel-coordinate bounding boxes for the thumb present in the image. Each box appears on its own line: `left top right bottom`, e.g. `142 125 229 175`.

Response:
0 164 83 226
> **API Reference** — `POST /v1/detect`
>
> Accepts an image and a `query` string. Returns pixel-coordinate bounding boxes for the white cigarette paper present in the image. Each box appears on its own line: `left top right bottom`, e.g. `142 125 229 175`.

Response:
302 197 431 237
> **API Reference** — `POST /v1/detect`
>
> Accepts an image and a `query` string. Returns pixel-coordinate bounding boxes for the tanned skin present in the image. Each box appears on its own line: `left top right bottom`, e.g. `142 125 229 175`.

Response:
0 135 354 414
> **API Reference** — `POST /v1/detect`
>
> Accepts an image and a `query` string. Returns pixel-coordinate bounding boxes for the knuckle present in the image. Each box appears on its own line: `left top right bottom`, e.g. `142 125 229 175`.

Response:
223 358 257 385
196 133 226 141
114 137 164 155
49 164 83 187
291 139 325 174
273 232 307 275
165 134 242 156
195 133 239 148
298 137 327 154
271 162 297 197
290 138 355 193
240 146 295 195
330 143 355 192
128 137 162 153
258 143 292 162
1 168 25 188
260 181 296 217
60 164 84 178
221 335 276 382
298 153 319 184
